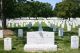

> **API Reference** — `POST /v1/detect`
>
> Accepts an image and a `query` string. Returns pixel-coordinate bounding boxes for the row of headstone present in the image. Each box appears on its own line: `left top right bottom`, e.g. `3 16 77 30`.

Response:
17 25 80 39
6 18 80 31
6 20 36 28
7 22 28 27
0 27 64 38
3 34 80 51
44 19 79 32
6 17 80 20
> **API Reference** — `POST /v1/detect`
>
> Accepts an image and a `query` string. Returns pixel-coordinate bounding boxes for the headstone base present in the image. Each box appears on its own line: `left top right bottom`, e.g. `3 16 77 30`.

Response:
24 44 57 51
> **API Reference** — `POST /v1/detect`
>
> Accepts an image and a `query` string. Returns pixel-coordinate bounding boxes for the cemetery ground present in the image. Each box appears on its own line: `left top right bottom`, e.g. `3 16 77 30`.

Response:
0 22 80 53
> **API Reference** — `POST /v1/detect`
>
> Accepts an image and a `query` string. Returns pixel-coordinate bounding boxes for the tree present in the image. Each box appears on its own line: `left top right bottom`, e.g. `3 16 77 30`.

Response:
14 1 53 17
2 0 15 28
54 1 79 19
0 0 3 19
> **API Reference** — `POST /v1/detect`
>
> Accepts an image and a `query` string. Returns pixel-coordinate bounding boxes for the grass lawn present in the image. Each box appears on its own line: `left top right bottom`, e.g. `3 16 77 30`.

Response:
0 22 80 53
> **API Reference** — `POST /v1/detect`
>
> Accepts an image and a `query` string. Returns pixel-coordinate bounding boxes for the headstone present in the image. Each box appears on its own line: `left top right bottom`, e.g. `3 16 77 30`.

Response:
0 30 3 38
27 22 32 29
11 23 15 28
38 22 43 31
15 23 19 27
58 22 60 27
50 23 53 28
53 24 56 32
72 23 76 28
75 22 78 26
19 22 23 27
18 29 23 37
23 22 26 27
67 24 71 31
78 28 80 37
58 28 64 37
24 31 57 51
7 23 10 27
0 21 2 27
71 36 79 49
61 23 65 28
4 37 12 51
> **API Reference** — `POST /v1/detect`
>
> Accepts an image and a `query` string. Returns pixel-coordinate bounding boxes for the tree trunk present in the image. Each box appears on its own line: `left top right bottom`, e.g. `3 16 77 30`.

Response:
1 0 6 29
2 18 6 29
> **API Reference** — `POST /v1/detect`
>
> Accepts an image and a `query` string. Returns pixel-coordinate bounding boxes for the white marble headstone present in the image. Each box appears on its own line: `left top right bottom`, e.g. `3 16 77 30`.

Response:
58 22 60 27
27 22 32 28
19 22 23 27
58 28 63 37
78 28 80 37
61 23 65 28
27 31 55 44
50 23 53 28
72 23 76 28
38 22 43 31
15 23 19 27
0 30 3 38
67 24 71 31
4 37 12 51
0 20 2 27
12 23 15 28
18 29 23 37
53 24 56 32
71 36 79 49
24 31 57 51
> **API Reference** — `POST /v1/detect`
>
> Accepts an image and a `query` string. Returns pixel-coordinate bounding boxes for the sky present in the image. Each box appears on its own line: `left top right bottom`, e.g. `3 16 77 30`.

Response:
35 0 62 9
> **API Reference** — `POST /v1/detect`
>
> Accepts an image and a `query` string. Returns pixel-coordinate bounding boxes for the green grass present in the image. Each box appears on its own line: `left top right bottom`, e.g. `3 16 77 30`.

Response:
0 22 80 53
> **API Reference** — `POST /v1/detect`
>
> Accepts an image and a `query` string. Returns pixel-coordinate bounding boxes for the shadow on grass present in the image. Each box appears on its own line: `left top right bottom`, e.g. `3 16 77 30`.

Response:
64 32 78 36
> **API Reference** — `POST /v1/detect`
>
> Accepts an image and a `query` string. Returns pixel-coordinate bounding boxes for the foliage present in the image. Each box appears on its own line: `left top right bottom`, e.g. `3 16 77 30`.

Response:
54 0 80 18
2 0 16 18
2 0 53 18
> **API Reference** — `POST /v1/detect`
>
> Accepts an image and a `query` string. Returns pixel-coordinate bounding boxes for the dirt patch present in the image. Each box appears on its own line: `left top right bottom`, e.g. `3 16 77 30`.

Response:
3 29 15 37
